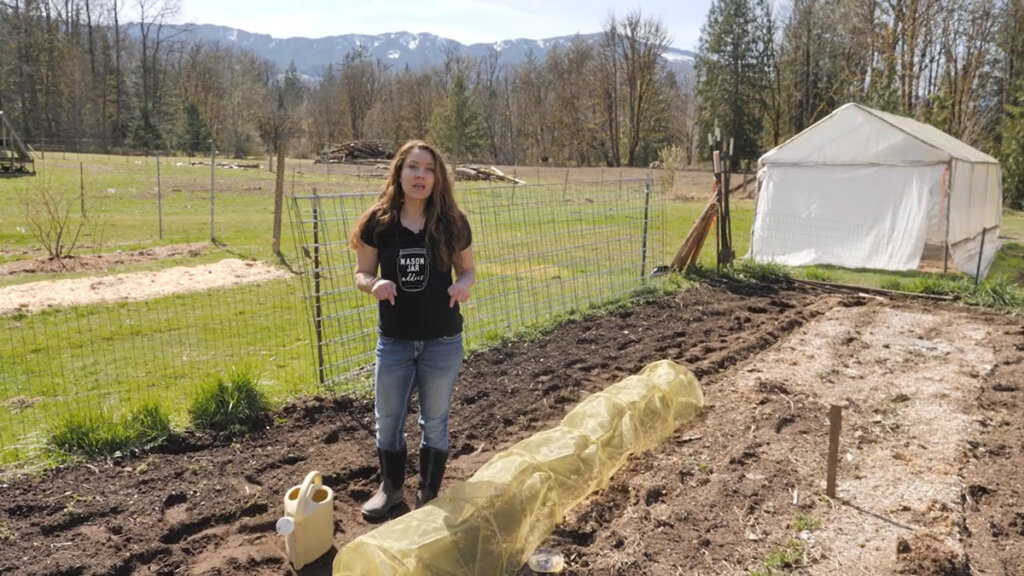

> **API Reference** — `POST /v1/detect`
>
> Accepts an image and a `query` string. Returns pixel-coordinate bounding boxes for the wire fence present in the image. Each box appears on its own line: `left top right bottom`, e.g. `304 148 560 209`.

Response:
0 277 315 465
1 176 669 466
289 178 669 392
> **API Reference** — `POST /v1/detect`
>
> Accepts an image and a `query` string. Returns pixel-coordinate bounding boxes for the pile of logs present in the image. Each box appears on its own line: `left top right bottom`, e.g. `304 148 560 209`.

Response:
454 165 525 184
317 140 394 163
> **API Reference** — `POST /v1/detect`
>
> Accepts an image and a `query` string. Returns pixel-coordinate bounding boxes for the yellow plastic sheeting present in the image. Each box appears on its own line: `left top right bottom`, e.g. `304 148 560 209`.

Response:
332 359 704 576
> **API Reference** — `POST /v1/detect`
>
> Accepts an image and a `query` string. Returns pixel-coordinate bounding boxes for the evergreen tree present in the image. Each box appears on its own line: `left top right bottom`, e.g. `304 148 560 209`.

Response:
428 73 486 162
997 100 1024 209
989 0 1024 209
695 0 774 168
181 101 211 157
129 104 165 154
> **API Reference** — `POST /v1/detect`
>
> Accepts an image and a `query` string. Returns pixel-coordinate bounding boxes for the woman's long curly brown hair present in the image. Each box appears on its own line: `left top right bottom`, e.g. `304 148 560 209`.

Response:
348 140 469 269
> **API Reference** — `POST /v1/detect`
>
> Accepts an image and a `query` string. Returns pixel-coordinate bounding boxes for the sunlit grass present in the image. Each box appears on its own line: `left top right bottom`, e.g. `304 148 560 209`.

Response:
48 401 172 462
188 366 272 435
3 154 1022 469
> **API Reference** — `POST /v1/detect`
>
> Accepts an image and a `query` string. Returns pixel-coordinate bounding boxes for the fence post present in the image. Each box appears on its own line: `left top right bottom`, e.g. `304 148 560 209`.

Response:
311 191 326 388
156 153 163 240
80 162 86 218
641 176 651 283
974 228 986 287
209 141 216 242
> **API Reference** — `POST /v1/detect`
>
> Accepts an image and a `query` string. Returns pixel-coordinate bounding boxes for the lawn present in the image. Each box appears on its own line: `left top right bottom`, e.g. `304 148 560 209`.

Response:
1 154 1021 467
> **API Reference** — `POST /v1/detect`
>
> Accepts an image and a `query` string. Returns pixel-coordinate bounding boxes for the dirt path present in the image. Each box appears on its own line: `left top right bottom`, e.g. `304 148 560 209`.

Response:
0 258 291 315
0 244 291 315
0 280 1021 576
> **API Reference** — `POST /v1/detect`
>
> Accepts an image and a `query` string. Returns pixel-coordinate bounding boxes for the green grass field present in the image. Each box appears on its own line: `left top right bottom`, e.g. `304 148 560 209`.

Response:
0 154 686 465
1 153 1021 467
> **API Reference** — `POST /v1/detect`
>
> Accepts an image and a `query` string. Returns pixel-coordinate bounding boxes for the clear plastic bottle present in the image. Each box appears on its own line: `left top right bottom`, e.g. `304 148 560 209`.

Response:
527 549 565 573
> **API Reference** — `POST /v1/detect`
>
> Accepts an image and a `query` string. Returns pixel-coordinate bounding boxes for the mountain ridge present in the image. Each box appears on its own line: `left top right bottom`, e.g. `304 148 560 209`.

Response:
154 24 695 80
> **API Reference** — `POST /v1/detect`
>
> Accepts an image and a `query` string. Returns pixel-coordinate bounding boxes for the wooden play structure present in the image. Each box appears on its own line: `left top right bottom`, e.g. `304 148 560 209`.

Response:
1 111 35 175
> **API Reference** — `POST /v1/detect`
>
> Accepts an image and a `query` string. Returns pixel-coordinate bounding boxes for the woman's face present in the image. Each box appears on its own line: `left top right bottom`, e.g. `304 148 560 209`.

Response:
400 147 436 203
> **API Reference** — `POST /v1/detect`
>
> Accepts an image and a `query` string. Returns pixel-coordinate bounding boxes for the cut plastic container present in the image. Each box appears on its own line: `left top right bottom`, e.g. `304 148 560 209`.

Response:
332 359 703 576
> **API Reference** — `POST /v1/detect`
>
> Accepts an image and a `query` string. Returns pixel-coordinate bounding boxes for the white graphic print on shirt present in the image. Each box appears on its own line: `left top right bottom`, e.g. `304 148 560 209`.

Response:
398 247 428 292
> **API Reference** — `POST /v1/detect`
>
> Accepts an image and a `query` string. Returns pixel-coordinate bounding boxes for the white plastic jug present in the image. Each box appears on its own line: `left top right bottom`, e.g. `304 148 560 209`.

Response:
277 470 336 570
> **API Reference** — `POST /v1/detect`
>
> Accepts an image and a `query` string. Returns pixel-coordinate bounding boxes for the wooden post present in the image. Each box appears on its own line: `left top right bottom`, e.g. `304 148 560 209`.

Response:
826 405 842 498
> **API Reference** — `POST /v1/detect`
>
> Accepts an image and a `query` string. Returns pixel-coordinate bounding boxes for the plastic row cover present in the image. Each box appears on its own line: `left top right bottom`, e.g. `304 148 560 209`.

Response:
332 359 704 576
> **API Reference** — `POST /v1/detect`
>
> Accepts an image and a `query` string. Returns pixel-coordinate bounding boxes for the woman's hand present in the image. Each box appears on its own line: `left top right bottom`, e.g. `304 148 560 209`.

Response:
447 282 470 308
371 277 397 305
355 243 395 304
449 246 475 308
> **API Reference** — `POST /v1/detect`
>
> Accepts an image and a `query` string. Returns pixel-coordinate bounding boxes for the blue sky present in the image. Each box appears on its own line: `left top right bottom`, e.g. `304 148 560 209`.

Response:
175 0 712 51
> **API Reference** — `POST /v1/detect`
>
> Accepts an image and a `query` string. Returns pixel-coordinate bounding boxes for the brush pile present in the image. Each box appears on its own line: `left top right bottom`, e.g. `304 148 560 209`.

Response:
317 140 394 163
454 165 526 184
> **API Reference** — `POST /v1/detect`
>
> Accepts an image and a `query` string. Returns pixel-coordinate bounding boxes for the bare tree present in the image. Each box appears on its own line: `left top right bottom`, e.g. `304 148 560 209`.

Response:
308 63 347 147
385 65 440 143
338 46 390 140
933 0 999 143
471 48 507 163
134 0 180 110
509 51 548 163
617 11 671 166
597 15 622 166
545 39 600 165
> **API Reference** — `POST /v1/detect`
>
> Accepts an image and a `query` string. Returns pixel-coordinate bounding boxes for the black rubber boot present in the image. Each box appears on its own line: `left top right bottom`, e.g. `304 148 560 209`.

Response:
361 449 405 520
415 446 448 508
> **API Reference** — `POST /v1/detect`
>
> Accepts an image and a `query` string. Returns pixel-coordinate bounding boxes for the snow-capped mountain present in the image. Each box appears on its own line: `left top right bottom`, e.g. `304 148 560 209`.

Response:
150 24 695 80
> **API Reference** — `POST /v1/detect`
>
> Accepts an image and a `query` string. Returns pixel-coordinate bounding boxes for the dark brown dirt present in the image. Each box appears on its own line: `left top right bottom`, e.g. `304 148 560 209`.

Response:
1 278 1022 576
0 243 210 276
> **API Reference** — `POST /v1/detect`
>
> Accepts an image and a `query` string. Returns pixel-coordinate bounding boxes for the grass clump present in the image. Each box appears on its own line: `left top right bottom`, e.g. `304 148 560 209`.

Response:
728 260 791 283
745 512 819 574
126 402 174 448
188 367 271 435
802 267 834 282
748 540 805 575
791 512 821 532
968 277 1024 309
879 278 906 291
901 274 1024 311
48 401 171 460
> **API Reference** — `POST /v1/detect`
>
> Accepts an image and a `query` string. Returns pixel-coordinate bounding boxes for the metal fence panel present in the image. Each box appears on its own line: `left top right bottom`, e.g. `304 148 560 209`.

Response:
289 178 667 392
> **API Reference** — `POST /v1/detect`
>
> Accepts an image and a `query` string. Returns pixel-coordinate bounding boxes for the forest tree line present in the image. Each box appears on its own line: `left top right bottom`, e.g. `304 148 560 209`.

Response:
1 0 1023 207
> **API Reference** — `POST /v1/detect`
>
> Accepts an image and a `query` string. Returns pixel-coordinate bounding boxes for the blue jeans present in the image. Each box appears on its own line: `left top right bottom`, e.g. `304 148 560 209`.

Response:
373 334 463 453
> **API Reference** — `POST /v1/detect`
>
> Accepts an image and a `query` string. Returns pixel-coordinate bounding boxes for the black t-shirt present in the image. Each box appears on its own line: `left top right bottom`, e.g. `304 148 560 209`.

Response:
359 212 472 340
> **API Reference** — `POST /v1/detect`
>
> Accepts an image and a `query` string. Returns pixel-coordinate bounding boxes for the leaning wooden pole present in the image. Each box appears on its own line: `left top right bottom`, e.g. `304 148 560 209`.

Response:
670 172 722 272
670 201 718 272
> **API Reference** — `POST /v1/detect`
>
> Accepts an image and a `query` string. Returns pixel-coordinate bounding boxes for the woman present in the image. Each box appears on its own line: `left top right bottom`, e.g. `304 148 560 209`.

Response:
349 139 475 520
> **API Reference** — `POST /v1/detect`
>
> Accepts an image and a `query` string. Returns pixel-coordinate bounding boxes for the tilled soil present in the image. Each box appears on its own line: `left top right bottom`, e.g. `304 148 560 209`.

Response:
1 278 1022 576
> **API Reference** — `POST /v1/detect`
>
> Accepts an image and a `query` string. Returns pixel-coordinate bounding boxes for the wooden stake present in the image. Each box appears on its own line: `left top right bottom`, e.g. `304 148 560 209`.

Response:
670 198 718 271
826 405 842 498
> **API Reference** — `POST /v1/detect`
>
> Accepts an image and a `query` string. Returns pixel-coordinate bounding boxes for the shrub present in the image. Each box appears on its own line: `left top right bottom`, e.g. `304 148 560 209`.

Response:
15 175 89 266
657 144 685 195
